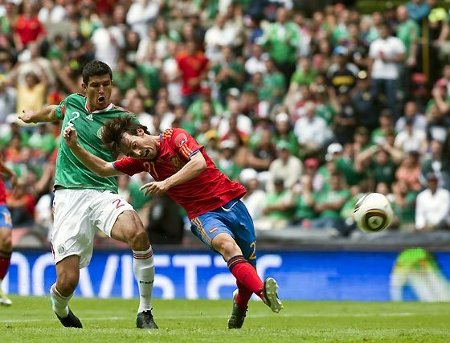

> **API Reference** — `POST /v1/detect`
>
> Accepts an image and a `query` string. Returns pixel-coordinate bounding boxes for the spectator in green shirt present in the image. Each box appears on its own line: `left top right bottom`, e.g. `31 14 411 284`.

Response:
260 7 300 85
255 178 295 231
311 172 350 231
211 46 245 105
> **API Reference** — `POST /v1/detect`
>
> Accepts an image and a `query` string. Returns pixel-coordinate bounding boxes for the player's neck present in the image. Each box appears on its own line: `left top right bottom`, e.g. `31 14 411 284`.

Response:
86 101 111 113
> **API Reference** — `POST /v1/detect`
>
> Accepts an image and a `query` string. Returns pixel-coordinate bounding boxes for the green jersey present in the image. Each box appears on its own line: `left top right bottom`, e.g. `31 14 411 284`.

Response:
54 93 134 193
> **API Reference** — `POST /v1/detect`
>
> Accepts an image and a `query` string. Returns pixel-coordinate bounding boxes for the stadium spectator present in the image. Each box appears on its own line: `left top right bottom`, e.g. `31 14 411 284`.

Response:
394 117 427 154
216 139 242 180
420 139 450 190
266 140 302 193
63 115 284 329
395 100 428 133
0 79 17 123
260 7 300 84
391 180 418 230
368 22 406 118
240 168 267 222
256 178 294 231
395 151 422 192
294 101 331 157
326 46 359 95
271 111 298 156
291 174 316 227
415 172 450 231
246 128 276 173
311 172 350 232
176 40 209 107
13 1 46 52
91 13 125 70
351 70 378 131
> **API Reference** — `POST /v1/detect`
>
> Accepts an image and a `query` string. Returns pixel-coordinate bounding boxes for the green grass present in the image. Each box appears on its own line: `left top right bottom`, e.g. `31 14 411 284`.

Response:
1 297 450 343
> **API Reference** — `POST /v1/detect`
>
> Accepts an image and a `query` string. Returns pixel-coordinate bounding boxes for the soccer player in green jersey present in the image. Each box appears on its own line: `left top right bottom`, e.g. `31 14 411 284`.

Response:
18 60 157 329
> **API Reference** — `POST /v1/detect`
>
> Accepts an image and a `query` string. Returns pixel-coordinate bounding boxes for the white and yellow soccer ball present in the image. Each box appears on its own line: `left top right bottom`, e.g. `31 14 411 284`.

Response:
353 193 393 233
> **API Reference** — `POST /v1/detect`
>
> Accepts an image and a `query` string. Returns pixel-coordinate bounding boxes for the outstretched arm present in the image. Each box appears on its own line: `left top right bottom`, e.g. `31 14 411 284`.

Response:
18 105 59 124
63 126 123 177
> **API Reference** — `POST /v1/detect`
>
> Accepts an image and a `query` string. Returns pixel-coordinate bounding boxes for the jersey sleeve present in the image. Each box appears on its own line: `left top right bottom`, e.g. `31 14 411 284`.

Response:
168 128 202 161
113 157 147 176
54 96 69 120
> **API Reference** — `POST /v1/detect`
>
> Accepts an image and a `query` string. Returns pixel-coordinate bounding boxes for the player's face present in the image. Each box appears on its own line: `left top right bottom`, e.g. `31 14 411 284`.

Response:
83 74 113 111
120 130 158 159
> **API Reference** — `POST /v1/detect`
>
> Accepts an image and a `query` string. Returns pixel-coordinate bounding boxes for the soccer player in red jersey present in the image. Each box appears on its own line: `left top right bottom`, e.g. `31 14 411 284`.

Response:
0 157 17 306
63 116 283 329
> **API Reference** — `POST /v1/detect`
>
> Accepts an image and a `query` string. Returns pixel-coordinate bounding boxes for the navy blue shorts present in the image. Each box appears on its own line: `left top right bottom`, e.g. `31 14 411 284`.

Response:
0 204 12 229
190 199 257 266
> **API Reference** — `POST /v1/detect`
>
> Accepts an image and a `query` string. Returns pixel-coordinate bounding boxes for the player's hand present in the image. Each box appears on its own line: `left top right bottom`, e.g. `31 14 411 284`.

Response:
139 181 169 196
18 110 35 123
63 125 78 148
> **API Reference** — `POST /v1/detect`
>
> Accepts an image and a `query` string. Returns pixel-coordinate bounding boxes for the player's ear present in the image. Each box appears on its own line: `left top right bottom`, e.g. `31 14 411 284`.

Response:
136 128 144 136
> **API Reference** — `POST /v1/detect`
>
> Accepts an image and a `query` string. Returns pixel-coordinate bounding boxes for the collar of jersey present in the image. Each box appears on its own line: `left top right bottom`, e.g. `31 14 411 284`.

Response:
84 102 114 114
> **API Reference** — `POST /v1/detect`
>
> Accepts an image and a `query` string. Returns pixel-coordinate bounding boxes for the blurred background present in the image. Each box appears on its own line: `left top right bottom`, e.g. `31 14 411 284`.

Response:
1 0 450 301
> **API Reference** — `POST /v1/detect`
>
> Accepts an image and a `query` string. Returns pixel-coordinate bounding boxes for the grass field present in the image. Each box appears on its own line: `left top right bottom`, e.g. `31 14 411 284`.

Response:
1 296 450 343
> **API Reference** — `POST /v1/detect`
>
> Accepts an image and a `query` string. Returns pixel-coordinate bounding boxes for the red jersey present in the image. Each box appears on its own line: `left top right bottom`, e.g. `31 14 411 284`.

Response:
113 128 246 219
176 51 208 96
0 177 6 205
14 16 45 46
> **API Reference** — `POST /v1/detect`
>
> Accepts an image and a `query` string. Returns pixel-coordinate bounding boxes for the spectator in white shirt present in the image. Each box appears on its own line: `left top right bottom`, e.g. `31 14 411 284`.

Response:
394 117 427 154
91 14 125 70
415 172 450 231
294 101 332 156
240 168 266 221
395 100 428 132
126 0 160 40
266 140 302 193
368 22 406 118
245 43 268 76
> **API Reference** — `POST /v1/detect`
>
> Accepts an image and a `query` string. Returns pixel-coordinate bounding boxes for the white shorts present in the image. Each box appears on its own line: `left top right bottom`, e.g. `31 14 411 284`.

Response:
51 188 134 268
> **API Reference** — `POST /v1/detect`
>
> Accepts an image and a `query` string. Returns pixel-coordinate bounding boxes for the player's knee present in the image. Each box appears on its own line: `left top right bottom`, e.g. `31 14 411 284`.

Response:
57 270 79 295
127 227 150 251
0 230 12 251
214 238 240 258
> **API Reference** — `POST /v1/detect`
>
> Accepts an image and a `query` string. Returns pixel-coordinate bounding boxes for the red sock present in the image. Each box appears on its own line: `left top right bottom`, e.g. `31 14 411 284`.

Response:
0 251 11 280
235 281 253 310
228 255 264 300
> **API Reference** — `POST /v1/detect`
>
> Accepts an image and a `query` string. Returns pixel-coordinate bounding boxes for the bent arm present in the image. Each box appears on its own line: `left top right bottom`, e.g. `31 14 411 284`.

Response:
164 151 207 190
70 143 123 177
64 126 123 177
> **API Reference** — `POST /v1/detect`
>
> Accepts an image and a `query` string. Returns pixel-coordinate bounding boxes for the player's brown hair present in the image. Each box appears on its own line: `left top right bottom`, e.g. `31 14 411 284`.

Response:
102 116 150 156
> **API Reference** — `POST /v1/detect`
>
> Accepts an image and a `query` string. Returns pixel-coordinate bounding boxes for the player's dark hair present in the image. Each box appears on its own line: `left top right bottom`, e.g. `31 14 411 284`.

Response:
102 116 150 155
82 60 112 84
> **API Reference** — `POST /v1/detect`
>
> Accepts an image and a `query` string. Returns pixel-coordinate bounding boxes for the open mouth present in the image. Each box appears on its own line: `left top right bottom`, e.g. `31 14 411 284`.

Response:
98 95 105 103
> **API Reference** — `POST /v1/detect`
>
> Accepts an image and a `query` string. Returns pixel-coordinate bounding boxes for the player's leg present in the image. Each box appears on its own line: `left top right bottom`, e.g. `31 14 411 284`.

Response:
191 204 280 329
0 220 12 306
50 189 98 328
96 192 157 329
111 211 157 329
230 200 283 314
50 255 82 328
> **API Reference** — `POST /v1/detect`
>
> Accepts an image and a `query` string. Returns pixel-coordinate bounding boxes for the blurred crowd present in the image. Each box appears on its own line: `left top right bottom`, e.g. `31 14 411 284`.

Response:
0 0 449 247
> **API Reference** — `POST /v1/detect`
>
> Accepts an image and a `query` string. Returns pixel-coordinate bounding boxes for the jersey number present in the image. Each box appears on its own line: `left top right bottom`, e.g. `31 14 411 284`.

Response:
249 242 256 260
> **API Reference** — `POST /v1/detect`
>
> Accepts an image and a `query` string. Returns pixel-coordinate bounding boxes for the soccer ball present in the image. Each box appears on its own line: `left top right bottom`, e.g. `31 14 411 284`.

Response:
353 193 393 233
